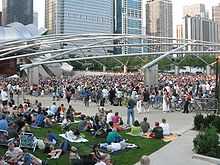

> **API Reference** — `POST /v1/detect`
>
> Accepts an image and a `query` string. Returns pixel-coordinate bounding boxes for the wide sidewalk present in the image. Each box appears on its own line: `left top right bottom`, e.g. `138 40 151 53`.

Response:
135 131 214 165
23 95 195 134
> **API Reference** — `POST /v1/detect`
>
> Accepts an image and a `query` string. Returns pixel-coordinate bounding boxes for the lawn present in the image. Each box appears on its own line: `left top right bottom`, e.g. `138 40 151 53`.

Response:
0 124 167 165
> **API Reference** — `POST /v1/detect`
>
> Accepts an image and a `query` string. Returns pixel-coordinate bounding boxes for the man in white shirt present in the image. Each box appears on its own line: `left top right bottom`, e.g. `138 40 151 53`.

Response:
159 119 170 136
1 88 8 108
106 110 114 124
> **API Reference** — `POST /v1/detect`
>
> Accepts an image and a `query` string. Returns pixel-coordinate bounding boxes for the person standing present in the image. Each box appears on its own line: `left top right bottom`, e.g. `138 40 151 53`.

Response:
136 97 143 114
162 89 170 113
109 88 116 105
143 88 150 112
127 97 136 125
66 89 72 104
183 92 191 113
1 88 8 109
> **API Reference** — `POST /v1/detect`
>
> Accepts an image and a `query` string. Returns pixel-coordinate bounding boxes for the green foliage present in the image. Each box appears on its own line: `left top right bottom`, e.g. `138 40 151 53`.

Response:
203 115 217 129
193 127 220 158
194 114 220 133
212 117 220 133
178 54 215 68
194 114 204 130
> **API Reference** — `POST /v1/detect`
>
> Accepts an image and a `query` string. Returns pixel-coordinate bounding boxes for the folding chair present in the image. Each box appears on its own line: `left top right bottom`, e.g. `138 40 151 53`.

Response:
19 132 37 152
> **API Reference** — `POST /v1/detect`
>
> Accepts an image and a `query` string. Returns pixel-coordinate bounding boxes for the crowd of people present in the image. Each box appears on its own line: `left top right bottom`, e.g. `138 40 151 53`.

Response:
0 72 216 165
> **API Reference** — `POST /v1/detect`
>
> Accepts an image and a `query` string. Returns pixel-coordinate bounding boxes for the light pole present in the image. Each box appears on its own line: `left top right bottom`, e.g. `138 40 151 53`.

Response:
216 56 220 113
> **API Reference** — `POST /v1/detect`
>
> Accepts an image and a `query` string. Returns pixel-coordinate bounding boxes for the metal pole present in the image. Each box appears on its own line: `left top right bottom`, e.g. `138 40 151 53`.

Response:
216 57 219 100
216 56 220 114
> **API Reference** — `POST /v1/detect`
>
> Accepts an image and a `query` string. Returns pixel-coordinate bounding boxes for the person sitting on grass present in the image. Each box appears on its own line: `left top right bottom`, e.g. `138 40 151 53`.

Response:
21 123 31 133
111 112 124 131
140 155 150 165
32 111 45 128
150 122 163 139
112 112 121 125
66 105 75 121
48 140 71 159
92 144 112 165
159 119 171 136
4 142 42 164
69 146 82 165
4 142 23 163
130 120 143 136
106 110 114 124
0 115 8 130
44 116 53 128
106 128 123 144
140 117 150 134
78 115 88 131
47 102 57 116
44 130 57 145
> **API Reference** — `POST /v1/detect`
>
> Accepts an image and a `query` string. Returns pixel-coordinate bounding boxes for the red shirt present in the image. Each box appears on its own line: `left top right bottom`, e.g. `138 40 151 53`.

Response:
112 115 120 124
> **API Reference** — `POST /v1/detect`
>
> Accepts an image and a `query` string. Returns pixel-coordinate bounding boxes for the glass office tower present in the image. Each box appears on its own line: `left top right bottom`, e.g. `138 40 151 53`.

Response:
45 0 113 34
113 0 143 53
2 0 33 25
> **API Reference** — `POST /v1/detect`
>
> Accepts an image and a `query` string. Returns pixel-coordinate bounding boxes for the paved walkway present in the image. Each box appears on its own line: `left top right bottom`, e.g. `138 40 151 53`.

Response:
22 95 195 134
135 131 214 165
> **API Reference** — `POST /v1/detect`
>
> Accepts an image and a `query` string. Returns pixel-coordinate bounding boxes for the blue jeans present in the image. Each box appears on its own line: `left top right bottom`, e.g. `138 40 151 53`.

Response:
127 108 135 125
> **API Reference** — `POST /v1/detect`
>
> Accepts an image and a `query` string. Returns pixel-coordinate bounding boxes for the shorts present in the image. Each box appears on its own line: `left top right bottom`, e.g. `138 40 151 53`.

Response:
2 100 8 106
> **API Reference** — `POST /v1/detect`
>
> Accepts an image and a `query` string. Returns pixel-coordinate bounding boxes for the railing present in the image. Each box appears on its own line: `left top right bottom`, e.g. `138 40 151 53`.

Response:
190 98 219 114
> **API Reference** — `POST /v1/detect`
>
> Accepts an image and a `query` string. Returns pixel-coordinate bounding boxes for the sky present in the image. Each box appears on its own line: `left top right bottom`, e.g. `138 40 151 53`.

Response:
1 0 220 30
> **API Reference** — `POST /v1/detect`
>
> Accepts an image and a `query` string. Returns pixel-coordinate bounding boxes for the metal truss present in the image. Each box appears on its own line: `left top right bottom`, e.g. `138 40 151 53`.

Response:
0 34 220 71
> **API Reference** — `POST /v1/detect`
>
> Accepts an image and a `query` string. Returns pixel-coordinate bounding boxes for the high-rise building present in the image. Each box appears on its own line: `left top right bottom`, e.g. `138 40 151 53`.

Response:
2 0 33 25
184 15 219 43
33 12 38 28
212 4 220 42
113 0 142 35
183 4 208 18
176 24 183 41
45 0 113 34
146 0 173 38
0 12 2 26
113 0 142 53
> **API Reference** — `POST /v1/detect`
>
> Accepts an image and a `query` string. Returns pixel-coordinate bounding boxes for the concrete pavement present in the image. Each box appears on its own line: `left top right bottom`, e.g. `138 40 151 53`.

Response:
24 95 195 134
135 131 214 165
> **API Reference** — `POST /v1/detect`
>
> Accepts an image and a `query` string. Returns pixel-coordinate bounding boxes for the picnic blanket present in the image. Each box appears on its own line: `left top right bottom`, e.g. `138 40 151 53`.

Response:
58 120 80 125
126 132 143 137
100 142 137 153
162 134 177 142
144 133 177 142
59 134 88 143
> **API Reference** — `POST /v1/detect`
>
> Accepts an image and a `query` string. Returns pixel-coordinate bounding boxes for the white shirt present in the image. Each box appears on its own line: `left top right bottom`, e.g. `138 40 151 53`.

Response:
102 89 109 98
206 84 210 91
95 161 106 165
160 123 170 136
106 112 114 123
1 90 8 101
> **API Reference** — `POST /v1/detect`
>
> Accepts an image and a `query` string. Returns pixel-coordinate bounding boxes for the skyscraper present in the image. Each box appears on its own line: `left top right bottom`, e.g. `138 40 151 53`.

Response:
113 0 142 35
212 4 220 42
184 15 218 43
183 4 208 18
33 12 38 28
113 0 142 54
45 0 113 34
2 0 33 25
0 12 2 26
146 0 173 38
176 24 183 41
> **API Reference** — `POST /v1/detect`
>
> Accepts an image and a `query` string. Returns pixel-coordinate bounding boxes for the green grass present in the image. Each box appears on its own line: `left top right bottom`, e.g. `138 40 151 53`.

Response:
0 124 167 165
